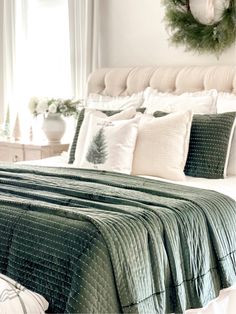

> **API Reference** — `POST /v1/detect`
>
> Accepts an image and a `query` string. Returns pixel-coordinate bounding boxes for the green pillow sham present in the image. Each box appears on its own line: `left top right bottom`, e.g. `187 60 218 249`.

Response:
68 108 145 164
153 111 236 179
68 108 85 164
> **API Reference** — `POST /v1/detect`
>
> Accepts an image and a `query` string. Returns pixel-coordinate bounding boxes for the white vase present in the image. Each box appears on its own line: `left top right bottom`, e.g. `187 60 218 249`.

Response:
42 113 66 143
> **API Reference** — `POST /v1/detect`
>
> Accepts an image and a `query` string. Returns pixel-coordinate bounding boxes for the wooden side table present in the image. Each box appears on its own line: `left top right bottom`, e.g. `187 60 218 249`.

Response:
0 141 69 162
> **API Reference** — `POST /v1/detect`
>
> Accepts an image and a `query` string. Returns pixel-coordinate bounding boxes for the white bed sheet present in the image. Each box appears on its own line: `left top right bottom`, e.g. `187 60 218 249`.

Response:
19 153 71 167
142 175 236 202
19 155 236 314
20 154 236 202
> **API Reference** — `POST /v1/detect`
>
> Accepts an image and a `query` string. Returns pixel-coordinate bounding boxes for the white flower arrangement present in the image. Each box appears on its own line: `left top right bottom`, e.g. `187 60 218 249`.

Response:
28 97 82 117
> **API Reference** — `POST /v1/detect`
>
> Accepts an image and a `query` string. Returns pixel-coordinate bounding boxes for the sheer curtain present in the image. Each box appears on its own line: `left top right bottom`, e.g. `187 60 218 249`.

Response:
0 0 100 138
0 0 29 131
68 0 100 99
0 0 16 127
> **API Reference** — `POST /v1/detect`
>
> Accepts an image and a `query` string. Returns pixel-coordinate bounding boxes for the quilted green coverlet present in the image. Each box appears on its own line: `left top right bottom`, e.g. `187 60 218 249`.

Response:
0 164 236 314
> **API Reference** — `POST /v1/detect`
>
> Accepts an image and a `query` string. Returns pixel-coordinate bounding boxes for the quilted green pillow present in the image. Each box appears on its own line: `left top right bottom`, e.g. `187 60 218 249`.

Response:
68 108 85 164
68 108 145 164
153 111 236 179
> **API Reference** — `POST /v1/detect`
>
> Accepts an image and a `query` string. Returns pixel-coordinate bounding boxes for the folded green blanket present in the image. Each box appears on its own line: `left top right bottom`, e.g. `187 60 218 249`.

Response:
0 164 235 313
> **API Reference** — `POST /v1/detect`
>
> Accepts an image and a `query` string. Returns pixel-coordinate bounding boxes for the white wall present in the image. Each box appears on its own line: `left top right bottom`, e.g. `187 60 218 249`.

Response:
100 0 236 67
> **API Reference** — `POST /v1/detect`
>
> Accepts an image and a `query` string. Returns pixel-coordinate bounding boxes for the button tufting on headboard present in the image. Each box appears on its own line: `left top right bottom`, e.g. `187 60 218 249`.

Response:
87 66 236 96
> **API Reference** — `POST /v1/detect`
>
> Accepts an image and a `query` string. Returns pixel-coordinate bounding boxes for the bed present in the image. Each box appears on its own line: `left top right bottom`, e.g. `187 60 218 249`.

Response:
1 65 236 314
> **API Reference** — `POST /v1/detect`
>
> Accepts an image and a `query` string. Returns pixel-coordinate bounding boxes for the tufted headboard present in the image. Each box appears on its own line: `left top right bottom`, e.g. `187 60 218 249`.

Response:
87 66 236 96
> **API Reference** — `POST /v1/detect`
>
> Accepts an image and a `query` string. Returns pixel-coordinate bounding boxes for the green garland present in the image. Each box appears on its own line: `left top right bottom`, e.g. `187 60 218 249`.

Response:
164 0 236 54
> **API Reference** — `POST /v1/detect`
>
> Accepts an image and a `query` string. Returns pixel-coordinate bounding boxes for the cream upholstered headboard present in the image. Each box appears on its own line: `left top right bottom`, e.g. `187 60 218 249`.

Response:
87 66 236 96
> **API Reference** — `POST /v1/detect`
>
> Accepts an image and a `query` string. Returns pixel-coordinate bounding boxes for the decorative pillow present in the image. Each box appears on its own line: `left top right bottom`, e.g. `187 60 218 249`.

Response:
68 108 86 164
154 111 236 179
68 107 141 164
216 93 236 175
0 273 48 313
74 112 141 174
185 112 236 178
144 87 218 98
86 91 144 110
143 87 217 114
132 111 193 181
217 93 236 113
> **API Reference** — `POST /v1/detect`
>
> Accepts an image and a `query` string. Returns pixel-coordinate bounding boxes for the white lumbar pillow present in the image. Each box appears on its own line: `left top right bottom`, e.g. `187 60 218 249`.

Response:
74 110 141 174
132 111 193 181
217 92 236 175
143 87 217 114
86 91 144 110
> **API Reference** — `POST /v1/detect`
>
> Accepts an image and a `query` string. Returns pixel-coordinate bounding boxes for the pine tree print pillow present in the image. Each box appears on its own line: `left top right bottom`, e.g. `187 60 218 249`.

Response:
75 111 141 174
68 107 145 164
73 107 138 166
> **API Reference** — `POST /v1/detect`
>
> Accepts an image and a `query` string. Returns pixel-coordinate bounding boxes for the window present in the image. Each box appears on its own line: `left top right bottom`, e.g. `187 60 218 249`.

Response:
13 0 71 140
26 0 71 98
1 0 99 142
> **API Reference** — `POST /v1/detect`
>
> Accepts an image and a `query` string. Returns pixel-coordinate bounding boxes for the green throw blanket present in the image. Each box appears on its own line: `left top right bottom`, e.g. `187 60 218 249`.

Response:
0 164 236 313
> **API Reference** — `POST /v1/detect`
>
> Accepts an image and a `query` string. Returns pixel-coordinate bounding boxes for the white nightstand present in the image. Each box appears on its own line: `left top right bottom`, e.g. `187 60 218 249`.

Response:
0 141 69 162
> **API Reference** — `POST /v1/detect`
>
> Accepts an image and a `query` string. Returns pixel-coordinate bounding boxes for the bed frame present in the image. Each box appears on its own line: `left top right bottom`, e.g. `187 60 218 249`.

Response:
87 66 236 96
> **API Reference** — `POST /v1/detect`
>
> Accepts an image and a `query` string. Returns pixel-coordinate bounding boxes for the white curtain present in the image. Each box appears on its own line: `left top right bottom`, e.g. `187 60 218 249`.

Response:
68 0 100 99
0 0 28 130
0 0 15 126
0 0 100 133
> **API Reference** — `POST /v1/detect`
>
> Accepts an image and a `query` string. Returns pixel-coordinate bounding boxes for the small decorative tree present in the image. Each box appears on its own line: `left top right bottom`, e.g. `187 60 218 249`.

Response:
12 112 21 141
86 127 108 167
3 105 10 138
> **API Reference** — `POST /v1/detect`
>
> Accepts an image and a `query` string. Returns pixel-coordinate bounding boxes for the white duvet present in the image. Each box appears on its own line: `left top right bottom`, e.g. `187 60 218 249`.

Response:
19 154 236 314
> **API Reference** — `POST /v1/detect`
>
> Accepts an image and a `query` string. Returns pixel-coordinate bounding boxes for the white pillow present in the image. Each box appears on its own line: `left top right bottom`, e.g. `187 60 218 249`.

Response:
73 107 137 165
0 273 48 313
86 91 144 110
74 111 141 174
217 92 236 175
143 87 217 114
217 93 236 113
132 111 193 181
144 87 217 98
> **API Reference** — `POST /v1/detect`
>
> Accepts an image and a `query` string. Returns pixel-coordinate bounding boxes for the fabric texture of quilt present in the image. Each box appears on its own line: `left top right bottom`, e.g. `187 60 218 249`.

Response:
0 164 236 313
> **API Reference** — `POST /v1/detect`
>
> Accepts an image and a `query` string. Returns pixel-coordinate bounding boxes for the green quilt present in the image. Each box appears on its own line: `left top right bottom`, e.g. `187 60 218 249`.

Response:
0 164 236 313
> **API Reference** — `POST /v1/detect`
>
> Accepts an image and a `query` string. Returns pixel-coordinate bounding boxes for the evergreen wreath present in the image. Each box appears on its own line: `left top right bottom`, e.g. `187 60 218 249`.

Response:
164 0 236 54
